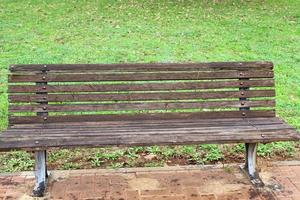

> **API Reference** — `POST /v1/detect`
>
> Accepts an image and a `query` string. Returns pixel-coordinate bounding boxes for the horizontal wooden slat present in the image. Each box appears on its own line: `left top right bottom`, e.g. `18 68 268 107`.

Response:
4 123 293 136
9 90 275 103
8 110 275 124
8 117 286 129
9 100 275 112
1 129 298 151
6 123 286 133
8 79 275 93
8 71 274 83
9 62 274 72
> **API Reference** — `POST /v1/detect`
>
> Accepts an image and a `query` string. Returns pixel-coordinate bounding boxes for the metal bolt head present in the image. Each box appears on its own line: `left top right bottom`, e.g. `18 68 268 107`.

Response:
240 82 244 85
42 76 46 80
43 97 47 100
43 117 47 120
42 86 46 90
35 141 39 144
241 102 245 105
43 106 47 110
239 72 244 76
241 92 245 95
42 65 48 72
261 134 266 138
242 112 246 116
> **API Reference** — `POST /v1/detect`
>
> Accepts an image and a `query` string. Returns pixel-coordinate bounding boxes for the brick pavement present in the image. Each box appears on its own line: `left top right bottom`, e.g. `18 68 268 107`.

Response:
0 161 300 200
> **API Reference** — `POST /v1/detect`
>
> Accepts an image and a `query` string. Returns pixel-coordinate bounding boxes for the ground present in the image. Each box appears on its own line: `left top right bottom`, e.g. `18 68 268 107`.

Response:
1 161 300 200
0 0 299 172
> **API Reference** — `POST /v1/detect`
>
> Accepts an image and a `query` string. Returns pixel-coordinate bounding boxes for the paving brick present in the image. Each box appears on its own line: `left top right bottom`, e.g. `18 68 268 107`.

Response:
140 189 170 196
110 175 128 186
182 187 200 199
126 190 139 200
216 192 249 200
0 177 11 189
108 187 127 200
79 190 100 199
81 175 94 185
289 177 300 184
94 186 110 197
64 192 81 200
11 176 25 185
276 197 293 200
49 180 67 199
276 177 300 196
4 189 24 200
292 196 300 200
0 177 11 183
66 177 83 192
169 186 184 195
95 175 111 190
141 195 185 200
199 194 217 200
0 189 6 196
293 182 300 191
4 196 16 200
181 177 204 187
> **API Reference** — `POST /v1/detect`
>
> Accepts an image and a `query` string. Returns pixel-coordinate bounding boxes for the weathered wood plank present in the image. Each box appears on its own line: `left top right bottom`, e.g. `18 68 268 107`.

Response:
7 117 286 130
0 129 298 151
8 110 275 124
4 124 293 136
9 100 275 112
7 117 285 127
9 90 275 103
2 127 297 140
9 62 274 72
8 80 275 93
8 71 274 83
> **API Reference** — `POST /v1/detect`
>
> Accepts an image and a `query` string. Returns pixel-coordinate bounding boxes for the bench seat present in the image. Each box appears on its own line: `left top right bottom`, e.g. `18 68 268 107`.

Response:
1 117 298 151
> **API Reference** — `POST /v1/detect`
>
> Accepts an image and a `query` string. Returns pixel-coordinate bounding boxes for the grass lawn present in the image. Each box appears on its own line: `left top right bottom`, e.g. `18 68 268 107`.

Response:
0 0 299 172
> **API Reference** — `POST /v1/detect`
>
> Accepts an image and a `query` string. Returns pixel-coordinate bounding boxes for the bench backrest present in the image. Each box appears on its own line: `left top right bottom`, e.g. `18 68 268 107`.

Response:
8 62 275 125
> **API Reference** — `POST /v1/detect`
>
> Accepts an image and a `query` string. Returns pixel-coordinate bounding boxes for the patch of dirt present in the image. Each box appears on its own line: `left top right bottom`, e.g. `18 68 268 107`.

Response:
128 178 160 190
17 194 36 200
200 180 250 194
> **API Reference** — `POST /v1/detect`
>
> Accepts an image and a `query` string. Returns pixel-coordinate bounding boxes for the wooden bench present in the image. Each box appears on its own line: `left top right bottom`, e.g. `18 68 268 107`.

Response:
0 61 299 196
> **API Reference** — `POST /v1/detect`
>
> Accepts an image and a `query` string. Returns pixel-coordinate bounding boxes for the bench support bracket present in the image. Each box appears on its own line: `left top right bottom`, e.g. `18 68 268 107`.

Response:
32 150 48 197
240 143 264 187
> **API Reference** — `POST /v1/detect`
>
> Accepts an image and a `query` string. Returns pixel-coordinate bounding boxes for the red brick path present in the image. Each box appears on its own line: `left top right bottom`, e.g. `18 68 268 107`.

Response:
260 162 300 200
0 162 300 200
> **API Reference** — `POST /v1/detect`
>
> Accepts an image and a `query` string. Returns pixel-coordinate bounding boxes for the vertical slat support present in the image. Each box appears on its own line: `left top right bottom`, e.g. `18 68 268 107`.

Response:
36 65 49 122
33 65 49 197
239 75 250 112
239 74 264 187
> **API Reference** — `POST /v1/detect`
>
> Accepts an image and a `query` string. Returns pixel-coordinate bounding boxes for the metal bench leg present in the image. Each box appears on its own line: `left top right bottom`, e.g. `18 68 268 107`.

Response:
32 150 48 197
240 143 264 187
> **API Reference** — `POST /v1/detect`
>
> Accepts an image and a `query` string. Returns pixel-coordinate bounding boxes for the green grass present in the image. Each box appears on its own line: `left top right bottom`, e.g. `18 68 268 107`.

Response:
0 0 299 172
